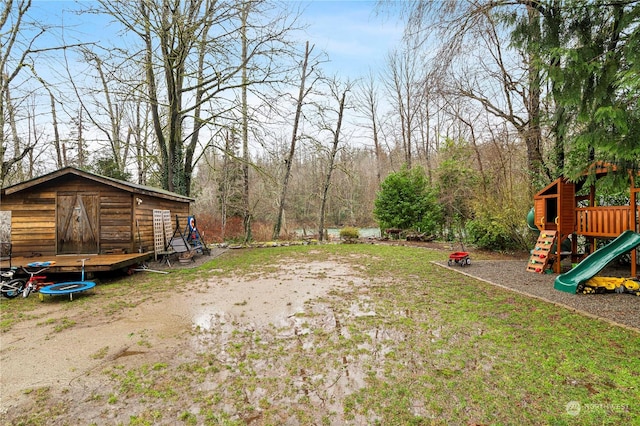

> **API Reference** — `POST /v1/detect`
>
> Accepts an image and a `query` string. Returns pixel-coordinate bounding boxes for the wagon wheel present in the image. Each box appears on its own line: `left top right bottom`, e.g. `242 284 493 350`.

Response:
465 257 471 266
447 259 453 266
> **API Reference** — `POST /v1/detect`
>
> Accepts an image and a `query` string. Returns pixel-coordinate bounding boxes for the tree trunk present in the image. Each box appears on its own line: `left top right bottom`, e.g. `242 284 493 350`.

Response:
525 2 548 183
49 91 63 168
6 83 25 181
140 1 169 190
220 130 232 239
241 3 252 242
318 86 348 241
273 41 313 240
77 107 85 168
135 102 145 185
367 78 382 186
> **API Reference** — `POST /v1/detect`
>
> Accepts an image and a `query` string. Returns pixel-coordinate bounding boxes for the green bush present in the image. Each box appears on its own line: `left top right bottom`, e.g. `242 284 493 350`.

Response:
339 227 360 243
465 215 519 251
374 165 442 234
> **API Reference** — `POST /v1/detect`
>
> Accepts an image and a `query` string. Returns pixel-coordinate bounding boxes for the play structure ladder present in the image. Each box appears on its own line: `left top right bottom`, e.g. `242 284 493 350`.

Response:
527 230 557 273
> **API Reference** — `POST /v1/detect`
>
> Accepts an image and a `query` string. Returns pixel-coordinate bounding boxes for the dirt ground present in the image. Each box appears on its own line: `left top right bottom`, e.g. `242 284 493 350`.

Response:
0 244 637 424
0 251 368 424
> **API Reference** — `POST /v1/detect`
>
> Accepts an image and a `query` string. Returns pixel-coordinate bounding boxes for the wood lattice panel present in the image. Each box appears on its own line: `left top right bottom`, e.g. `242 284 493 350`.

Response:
153 210 165 258
163 210 172 248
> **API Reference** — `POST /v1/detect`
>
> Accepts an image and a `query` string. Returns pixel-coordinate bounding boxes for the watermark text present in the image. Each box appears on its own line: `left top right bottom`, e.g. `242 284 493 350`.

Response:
566 401 630 416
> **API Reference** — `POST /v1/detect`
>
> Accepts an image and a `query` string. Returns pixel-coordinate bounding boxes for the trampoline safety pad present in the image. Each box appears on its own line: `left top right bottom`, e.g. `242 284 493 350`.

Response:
39 281 96 300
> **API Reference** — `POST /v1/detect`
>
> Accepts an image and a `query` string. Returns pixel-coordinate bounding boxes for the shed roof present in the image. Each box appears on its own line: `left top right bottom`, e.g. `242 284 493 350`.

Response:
1 166 194 203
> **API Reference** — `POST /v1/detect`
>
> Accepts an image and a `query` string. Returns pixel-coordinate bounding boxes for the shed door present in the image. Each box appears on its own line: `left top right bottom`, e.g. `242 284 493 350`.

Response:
57 193 99 254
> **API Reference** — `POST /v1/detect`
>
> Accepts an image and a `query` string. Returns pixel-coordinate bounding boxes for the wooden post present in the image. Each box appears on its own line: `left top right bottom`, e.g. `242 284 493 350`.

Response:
589 184 597 254
630 172 637 277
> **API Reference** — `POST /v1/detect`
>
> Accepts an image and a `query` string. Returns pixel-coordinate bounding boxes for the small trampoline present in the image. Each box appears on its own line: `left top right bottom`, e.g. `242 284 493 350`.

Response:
39 281 96 301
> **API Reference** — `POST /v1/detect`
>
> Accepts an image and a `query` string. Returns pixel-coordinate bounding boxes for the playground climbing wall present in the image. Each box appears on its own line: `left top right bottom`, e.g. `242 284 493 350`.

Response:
527 231 557 273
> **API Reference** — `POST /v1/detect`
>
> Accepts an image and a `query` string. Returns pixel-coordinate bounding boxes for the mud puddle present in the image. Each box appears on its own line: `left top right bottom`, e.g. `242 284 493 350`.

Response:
1 259 371 424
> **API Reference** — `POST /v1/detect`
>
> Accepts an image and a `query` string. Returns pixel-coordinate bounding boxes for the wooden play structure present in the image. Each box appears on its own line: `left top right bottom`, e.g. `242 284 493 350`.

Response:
530 163 639 276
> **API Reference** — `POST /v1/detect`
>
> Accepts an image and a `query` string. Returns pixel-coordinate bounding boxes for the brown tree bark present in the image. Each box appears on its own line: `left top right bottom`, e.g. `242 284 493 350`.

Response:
273 41 314 240
318 81 350 241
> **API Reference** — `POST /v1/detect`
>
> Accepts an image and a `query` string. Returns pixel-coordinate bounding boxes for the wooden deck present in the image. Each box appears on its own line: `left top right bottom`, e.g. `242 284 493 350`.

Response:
0 252 153 274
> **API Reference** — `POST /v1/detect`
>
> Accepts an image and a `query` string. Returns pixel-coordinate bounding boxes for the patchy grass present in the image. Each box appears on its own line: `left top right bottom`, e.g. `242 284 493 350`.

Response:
3 244 639 425
0 298 48 332
100 245 640 424
90 346 110 360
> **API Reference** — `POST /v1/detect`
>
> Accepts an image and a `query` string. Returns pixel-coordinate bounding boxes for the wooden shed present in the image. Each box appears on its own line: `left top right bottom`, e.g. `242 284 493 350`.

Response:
0 167 193 273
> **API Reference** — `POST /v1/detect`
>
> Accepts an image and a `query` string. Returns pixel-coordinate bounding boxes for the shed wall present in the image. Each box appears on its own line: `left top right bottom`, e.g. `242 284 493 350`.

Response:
133 195 190 252
0 190 57 256
1 176 190 256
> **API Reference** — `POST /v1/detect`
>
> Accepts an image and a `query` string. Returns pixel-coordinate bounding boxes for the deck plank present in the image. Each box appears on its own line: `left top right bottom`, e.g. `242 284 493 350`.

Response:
0 252 153 274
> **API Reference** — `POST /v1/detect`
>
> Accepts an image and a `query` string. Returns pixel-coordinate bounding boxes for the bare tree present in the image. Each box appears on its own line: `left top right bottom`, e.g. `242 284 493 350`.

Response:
67 47 132 177
0 0 35 185
240 2 252 242
272 41 317 240
48 90 63 169
1 0 89 185
317 78 352 241
382 41 426 170
218 129 244 239
445 97 488 195
355 71 384 186
91 0 299 196
4 82 27 181
395 0 549 185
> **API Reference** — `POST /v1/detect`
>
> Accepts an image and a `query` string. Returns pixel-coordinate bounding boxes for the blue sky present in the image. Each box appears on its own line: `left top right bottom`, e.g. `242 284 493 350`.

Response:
297 1 404 79
15 0 404 156
25 0 404 81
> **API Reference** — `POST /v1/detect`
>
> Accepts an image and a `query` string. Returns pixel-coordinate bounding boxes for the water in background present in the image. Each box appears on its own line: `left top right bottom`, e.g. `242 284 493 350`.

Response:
295 228 381 239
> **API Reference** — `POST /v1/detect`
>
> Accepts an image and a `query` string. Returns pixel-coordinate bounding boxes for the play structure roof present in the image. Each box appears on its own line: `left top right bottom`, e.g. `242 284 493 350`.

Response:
537 162 639 197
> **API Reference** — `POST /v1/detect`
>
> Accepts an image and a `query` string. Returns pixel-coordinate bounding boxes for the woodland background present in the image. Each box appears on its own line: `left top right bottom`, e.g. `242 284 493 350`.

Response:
2 0 639 247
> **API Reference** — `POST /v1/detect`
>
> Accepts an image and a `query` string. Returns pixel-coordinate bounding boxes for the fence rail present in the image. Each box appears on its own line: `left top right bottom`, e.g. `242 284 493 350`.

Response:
575 206 637 237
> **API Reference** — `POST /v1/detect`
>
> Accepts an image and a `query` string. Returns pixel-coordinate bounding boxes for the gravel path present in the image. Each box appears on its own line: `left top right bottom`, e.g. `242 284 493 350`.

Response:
436 260 640 332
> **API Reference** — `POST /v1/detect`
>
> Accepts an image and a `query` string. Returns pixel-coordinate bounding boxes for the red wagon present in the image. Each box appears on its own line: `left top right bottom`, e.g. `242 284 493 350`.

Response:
448 251 471 267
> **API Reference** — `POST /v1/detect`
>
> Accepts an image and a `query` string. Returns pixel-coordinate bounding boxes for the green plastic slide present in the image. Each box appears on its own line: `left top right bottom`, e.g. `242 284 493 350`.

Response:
554 230 640 293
